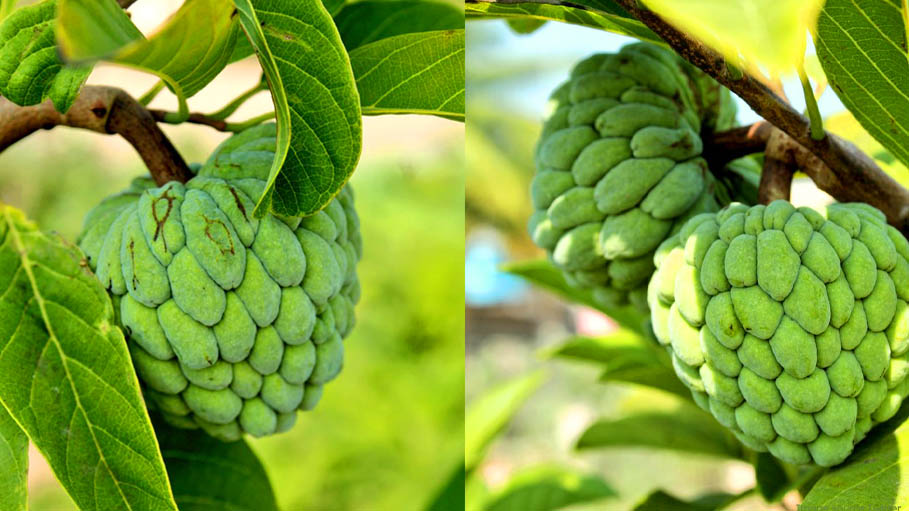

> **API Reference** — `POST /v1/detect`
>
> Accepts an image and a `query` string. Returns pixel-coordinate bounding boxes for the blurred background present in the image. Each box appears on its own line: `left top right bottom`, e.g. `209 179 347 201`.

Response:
465 18 909 511
0 2 464 510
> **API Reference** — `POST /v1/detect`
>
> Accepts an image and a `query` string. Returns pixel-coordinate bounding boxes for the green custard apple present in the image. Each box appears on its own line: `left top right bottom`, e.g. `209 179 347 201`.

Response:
649 200 909 466
78 123 362 441
529 42 737 311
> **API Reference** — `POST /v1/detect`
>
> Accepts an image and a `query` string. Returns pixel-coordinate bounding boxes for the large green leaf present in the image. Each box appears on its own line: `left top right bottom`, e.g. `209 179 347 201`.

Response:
0 0 16 20
335 0 463 51
502 259 649 336
0 404 27 511
483 466 616 511
153 416 278 511
0 0 91 112
351 29 464 120
577 406 741 459
465 2 661 45
801 399 909 508
58 0 241 116
816 0 909 169
0 205 177 510
466 371 545 471
233 0 362 217
641 0 824 74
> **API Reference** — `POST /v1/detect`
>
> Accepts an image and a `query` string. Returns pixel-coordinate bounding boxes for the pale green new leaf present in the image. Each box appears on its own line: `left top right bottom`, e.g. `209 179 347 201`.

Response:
502 259 649 336
466 371 545 472
233 0 362 217
801 401 909 508
0 205 177 511
483 466 616 511
335 1 463 51
577 406 741 458
0 404 27 511
816 0 909 169
465 2 661 45
0 0 91 112
641 0 824 74
351 29 465 120
58 0 241 115
153 416 278 511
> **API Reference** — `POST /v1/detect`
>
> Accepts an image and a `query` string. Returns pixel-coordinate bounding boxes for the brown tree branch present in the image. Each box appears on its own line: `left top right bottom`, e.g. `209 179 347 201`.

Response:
117 0 139 8
0 86 192 186
605 0 909 231
759 129 795 204
703 121 773 169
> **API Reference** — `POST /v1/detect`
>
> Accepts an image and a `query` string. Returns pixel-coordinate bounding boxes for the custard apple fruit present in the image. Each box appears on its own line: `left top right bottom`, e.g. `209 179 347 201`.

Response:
78 124 362 441
649 200 909 466
529 42 737 311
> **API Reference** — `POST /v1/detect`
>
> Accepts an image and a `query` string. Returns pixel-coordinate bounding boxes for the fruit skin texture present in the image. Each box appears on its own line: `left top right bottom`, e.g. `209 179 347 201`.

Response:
649 200 909 466
77 124 361 441
529 42 736 312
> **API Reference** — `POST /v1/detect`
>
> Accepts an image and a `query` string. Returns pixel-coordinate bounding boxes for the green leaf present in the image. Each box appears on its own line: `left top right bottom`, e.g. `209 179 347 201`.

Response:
0 404 27 511
753 452 790 502
351 29 464 120
640 0 824 74
0 205 177 510
576 406 741 459
58 0 242 117
322 0 346 16
502 259 649 336
466 371 545 472
425 463 466 511
634 490 738 510
233 0 362 217
153 415 278 511
465 2 662 45
0 0 91 112
801 399 909 508
335 0 463 51
816 0 909 169
483 466 616 511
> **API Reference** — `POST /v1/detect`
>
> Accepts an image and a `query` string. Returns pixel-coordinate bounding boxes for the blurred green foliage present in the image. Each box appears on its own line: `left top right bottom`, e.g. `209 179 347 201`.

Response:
1 124 464 511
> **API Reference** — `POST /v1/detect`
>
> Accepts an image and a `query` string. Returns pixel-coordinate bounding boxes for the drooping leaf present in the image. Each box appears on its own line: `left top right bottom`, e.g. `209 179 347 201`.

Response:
335 0 463 51
425 462 467 511
502 259 649 336
153 415 278 511
816 0 909 169
0 404 27 511
641 0 824 74
57 0 241 115
801 399 909 508
0 0 91 112
233 0 362 217
465 2 661 45
577 406 741 459
506 18 547 35
351 29 465 120
483 466 616 511
634 490 738 510
0 205 177 510
466 371 545 472
754 452 791 502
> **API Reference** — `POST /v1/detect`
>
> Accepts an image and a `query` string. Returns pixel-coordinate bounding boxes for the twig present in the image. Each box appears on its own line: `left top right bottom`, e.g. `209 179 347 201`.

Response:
0 86 192 186
596 0 909 232
117 0 139 8
759 129 796 204
149 109 274 132
207 80 267 121
703 121 773 168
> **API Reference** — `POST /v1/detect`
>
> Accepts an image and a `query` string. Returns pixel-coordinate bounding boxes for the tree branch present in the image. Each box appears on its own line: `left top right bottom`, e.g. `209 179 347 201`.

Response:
117 0 139 8
605 0 909 231
759 129 795 204
0 86 192 186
